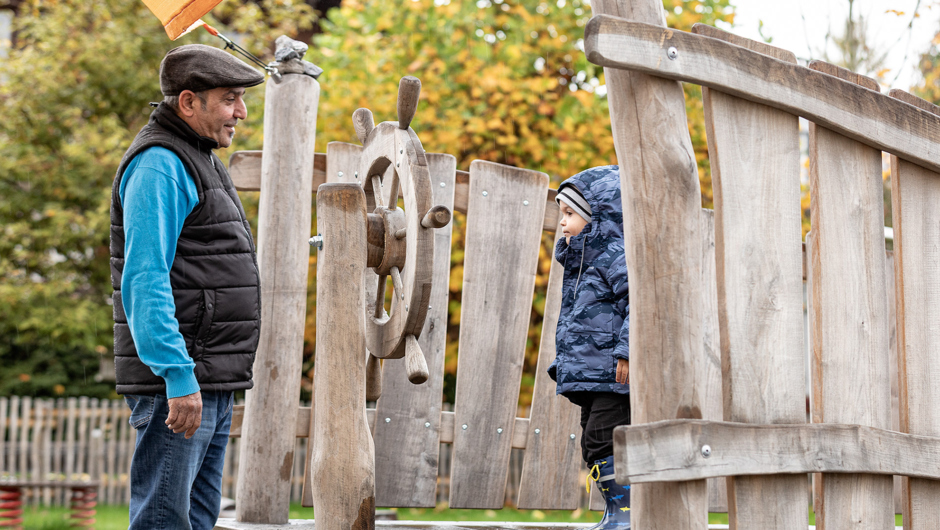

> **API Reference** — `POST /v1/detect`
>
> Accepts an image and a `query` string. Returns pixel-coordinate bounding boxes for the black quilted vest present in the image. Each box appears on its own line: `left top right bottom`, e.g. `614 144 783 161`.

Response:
110 103 261 395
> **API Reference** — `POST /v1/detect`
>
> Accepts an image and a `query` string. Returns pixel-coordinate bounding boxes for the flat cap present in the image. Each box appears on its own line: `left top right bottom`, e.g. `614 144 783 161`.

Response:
160 44 265 96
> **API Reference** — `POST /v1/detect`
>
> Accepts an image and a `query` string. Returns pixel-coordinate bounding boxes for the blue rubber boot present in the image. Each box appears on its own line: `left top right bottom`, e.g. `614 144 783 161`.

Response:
587 456 630 529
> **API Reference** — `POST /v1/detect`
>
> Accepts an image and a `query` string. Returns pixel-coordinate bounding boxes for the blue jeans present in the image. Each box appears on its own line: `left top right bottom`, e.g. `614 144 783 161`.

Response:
124 391 234 530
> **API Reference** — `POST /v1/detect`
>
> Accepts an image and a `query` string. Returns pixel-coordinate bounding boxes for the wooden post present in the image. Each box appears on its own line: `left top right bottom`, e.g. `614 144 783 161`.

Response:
236 67 320 523
310 183 375 529
590 0 708 527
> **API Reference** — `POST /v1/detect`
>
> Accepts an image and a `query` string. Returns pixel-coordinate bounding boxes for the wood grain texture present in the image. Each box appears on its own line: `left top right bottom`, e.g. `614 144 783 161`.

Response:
809 64 893 527
613 420 940 482
449 160 548 509
583 17 940 175
309 183 375 529
516 215 583 510
230 150 327 192
699 210 727 513
235 74 320 524
691 24 795 62
702 37 807 527
372 153 456 508
590 0 708 527
889 89 940 527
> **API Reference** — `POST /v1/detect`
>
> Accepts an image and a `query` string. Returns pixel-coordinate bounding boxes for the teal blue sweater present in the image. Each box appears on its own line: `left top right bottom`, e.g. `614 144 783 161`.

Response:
119 146 200 398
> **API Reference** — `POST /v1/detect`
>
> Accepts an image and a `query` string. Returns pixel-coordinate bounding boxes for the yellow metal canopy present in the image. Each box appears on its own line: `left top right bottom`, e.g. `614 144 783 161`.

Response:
143 0 224 40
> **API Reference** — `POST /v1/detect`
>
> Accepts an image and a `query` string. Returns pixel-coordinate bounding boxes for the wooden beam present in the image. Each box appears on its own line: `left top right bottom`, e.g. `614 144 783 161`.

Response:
613 420 940 483
583 17 940 175
230 151 560 232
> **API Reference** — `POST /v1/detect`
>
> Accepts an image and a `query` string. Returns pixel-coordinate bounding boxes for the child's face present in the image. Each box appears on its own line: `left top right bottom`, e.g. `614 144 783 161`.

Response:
559 202 588 244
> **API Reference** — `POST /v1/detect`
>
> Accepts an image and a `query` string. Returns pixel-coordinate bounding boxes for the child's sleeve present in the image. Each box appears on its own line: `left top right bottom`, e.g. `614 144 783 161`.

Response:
606 255 630 361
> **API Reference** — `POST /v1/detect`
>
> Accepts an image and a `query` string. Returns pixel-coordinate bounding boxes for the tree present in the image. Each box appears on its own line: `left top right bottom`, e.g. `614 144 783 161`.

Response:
0 0 312 397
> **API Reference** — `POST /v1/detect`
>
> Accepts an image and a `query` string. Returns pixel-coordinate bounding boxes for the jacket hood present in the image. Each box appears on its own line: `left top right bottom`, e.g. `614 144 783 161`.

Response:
555 165 623 264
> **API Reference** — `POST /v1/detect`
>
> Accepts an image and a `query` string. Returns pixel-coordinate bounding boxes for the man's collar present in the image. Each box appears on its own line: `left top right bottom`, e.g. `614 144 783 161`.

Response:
150 102 220 152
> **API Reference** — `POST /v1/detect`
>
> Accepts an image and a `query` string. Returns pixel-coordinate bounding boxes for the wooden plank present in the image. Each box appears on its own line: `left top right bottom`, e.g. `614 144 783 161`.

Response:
613 420 940 481
230 151 327 192
373 153 456 508
93 399 108 488
589 1 708 527
30 399 42 503
809 64 893 527
887 251 903 515
7 397 18 481
698 209 727 513
890 89 940 529
19 397 30 488
107 400 121 504
583 17 940 175
53 398 66 505
41 400 54 504
517 215 583 510
700 30 807 527
75 397 88 480
449 160 548 509
309 183 375 527
236 73 320 524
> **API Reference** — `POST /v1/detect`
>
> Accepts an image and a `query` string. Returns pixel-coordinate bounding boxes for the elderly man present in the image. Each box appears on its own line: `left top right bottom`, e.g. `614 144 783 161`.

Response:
110 44 263 530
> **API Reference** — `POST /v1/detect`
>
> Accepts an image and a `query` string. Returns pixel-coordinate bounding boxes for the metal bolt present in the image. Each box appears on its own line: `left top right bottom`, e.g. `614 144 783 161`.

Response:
400 149 404 154
428 306 432 311
440 182 446 188
425 422 431 428
497 428 503 434
405 305 408 311
338 171 344 178
462 424 468 430
667 46 678 60
355 172 359 178
385 417 391 423
701 444 711 458
482 191 488 197
534 429 541 434
523 200 529 206
308 235 323 250
396 162 400 168
570 434 576 440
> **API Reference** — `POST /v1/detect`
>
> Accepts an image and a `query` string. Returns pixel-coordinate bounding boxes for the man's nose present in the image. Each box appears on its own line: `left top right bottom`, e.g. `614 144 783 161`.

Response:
234 98 248 120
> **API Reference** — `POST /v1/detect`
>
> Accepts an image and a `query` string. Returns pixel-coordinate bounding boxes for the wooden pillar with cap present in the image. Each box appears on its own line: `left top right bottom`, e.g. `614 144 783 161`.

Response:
235 38 321 524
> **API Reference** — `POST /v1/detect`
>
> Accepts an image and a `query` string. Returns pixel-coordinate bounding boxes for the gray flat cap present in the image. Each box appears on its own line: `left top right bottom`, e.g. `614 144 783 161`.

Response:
160 44 265 96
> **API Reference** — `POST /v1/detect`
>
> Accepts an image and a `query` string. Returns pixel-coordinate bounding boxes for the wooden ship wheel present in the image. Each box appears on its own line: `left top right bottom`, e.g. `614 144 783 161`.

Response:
353 76 451 387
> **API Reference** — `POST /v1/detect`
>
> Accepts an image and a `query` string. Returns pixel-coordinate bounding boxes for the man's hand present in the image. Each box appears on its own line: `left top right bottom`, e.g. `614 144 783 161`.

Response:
166 392 202 439
616 358 629 385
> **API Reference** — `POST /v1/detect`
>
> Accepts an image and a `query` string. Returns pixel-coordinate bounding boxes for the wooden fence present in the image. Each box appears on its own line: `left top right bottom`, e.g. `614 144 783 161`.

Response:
0 397 564 509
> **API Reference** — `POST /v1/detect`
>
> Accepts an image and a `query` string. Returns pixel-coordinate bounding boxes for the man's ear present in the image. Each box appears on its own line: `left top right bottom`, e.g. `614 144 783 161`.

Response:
178 90 198 118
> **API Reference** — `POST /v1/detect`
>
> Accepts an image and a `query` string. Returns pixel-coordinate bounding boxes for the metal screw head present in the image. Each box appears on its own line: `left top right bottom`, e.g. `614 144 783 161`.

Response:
355 171 359 178
440 182 446 188
534 429 541 434
308 235 323 250
667 46 678 60
338 171 344 178
701 444 711 458
497 428 503 434
385 417 391 423
570 434 576 440
425 422 431 428
462 424 468 430
400 149 404 154
523 200 529 206
482 191 488 197
396 162 400 168
405 305 408 311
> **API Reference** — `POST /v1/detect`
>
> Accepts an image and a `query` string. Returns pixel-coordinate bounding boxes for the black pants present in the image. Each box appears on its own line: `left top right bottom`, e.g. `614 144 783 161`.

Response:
565 391 631 466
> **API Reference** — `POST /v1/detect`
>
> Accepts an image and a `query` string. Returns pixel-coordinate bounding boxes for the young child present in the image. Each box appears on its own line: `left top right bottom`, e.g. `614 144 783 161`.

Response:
547 165 630 527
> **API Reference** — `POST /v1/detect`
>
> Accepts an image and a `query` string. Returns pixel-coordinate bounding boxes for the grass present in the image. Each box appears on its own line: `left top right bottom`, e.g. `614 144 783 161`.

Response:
21 503 905 528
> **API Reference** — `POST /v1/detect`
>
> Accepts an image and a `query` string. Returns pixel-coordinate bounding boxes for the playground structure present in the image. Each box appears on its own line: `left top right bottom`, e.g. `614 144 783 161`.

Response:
213 0 940 528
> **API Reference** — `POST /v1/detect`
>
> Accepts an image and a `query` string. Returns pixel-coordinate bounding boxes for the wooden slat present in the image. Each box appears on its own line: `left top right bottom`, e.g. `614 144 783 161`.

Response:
75 397 88 480
7 397 18 480
589 0 709 527
583 17 940 175
107 400 121 504
887 252 904 515
449 160 548 509
30 399 42 502
0 397 7 478
890 88 940 530
613 420 940 482
19 397 30 487
236 73 320 524
41 400 53 504
700 27 807 527
517 216 583 510
699 209 727 513
373 153 457 508
809 63 893 527
53 398 66 505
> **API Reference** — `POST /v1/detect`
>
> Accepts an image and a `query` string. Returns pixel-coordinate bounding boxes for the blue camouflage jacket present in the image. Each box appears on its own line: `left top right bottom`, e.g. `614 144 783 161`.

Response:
548 166 629 395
